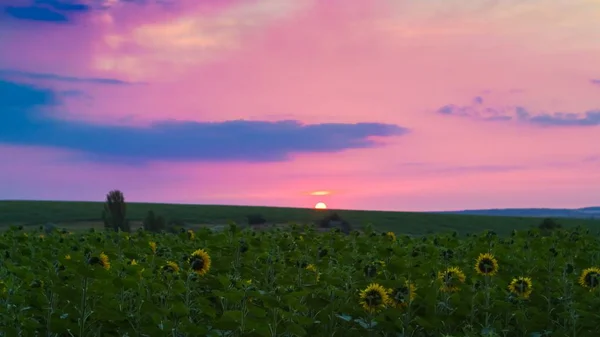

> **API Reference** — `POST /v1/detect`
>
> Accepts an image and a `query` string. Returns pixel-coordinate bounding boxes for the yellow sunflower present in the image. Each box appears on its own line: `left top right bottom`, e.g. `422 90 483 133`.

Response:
359 283 389 313
385 231 397 241
99 252 110 270
578 267 600 291
508 276 533 299
438 266 466 293
187 230 195 240
386 280 417 309
162 261 180 274
306 264 317 272
64 254 71 260
130 259 138 266
189 248 211 276
305 264 320 282
474 253 499 276
149 241 157 254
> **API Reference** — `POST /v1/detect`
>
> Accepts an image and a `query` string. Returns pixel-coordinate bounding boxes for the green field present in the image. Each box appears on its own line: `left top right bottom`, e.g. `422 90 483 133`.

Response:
1 200 599 235
2 220 599 336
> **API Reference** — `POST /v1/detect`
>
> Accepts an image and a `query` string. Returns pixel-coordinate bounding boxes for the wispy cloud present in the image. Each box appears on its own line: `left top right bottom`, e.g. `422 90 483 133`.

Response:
525 111 600 127
0 69 135 85
0 79 409 164
583 155 600 163
592 79 600 86
427 164 525 174
437 96 600 127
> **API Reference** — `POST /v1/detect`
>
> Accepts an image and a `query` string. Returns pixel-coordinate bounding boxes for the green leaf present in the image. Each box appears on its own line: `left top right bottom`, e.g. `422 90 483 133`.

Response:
171 301 190 317
247 305 267 318
336 314 353 322
286 323 307 336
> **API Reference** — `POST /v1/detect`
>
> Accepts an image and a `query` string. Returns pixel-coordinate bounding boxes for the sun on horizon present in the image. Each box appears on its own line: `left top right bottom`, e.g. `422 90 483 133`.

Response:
314 202 327 209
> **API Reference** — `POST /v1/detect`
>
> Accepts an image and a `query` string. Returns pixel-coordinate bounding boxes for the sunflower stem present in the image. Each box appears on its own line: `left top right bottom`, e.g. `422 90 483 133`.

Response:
484 275 491 329
79 276 89 337
368 311 375 337
184 272 192 322
45 290 54 337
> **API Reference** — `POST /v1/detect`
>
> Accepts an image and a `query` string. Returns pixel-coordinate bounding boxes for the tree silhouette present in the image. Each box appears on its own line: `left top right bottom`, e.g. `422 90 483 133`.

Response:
102 190 129 232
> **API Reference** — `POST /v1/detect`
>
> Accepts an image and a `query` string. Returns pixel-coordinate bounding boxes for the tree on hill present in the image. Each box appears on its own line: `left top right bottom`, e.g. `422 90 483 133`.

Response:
102 190 130 232
317 212 351 234
538 218 561 231
247 214 267 226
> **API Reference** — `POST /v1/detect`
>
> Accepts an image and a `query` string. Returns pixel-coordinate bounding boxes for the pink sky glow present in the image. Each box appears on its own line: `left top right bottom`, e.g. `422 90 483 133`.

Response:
0 0 599 211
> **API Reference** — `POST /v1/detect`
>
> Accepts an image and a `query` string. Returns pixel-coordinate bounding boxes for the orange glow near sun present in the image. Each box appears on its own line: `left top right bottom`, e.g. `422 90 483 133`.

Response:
314 202 327 209
310 191 331 196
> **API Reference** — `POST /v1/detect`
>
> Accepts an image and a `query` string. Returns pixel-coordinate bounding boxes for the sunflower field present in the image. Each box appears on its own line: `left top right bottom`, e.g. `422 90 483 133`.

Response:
0 224 599 337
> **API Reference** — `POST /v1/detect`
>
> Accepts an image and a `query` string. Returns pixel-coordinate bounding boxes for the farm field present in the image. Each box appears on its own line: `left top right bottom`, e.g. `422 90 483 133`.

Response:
1 200 600 235
1 224 599 336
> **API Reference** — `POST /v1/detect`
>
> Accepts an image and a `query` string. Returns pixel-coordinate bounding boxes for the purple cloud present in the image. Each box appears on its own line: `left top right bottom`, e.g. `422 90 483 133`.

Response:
437 96 600 127
0 69 135 85
0 79 410 164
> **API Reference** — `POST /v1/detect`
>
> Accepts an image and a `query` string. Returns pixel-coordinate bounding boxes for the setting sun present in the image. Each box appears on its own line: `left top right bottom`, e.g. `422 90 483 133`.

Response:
314 202 327 209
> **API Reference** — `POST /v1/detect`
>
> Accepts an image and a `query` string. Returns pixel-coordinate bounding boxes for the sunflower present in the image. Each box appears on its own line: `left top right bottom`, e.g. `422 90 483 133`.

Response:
438 266 466 293
359 283 389 313
130 259 138 266
162 261 180 274
187 230 195 240
86 253 110 270
385 231 397 241
475 253 499 276
64 254 71 260
386 280 417 309
306 264 317 272
578 267 600 290
189 248 211 276
305 264 320 282
99 252 111 270
149 241 157 254
508 276 533 299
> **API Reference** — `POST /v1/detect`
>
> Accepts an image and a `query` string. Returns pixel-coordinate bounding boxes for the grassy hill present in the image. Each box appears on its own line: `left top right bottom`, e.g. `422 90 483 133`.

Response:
1 200 599 235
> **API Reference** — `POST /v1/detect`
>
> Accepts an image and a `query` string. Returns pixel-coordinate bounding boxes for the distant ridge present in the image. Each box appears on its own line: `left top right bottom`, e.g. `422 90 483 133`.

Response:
434 207 600 219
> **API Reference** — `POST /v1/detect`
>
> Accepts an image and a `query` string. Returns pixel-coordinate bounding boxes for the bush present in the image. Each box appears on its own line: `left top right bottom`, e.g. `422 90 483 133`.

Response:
247 214 267 225
318 212 351 234
539 218 561 231
143 211 166 233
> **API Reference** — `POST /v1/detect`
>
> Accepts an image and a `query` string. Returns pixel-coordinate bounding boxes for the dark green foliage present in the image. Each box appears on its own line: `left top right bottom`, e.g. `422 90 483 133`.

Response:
539 218 561 231
142 210 166 232
3 200 600 236
102 190 129 232
166 219 187 233
247 213 266 225
317 212 351 234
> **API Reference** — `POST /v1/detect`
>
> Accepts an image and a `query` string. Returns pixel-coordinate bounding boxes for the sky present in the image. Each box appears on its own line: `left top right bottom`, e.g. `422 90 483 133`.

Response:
1 0 599 211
